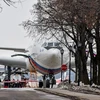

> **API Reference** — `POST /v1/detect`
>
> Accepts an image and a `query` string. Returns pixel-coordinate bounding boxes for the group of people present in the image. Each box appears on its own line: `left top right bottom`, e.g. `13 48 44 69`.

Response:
39 76 56 88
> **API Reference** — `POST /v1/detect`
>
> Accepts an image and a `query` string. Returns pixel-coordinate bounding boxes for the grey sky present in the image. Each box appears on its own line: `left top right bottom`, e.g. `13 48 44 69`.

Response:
0 0 37 49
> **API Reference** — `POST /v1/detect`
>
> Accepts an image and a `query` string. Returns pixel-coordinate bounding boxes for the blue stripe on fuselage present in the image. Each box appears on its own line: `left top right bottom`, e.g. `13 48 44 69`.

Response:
29 56 61 74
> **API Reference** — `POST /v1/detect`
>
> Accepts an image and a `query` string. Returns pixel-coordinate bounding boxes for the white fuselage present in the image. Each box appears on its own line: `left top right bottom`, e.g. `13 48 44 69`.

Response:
0 42 74 75
0 41 91 77
27 43 69 75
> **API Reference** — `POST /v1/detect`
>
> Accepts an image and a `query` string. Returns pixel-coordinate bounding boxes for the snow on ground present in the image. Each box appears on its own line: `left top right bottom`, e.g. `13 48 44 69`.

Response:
57 81 100 95
0 88 35 91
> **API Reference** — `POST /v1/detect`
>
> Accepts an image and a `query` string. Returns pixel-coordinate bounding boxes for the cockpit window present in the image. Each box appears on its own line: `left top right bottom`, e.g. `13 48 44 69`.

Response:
48 42 53 47
54 42 60 47
42 42 47 47
42 42 61 50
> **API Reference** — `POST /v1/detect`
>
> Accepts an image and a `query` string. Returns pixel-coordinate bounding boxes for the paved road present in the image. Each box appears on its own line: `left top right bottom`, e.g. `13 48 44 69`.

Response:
0 88 70 100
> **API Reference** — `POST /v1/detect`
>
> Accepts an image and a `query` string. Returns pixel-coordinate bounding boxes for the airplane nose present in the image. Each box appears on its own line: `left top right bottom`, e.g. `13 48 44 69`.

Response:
36 48 61 69
48 48 60 57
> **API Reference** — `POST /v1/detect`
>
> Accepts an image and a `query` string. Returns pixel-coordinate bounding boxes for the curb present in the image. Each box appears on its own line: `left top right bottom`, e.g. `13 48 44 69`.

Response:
35 89 88 100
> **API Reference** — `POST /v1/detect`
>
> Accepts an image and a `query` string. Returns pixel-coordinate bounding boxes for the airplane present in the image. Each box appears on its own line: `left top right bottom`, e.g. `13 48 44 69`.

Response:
0 41 71 87
0 41 91 87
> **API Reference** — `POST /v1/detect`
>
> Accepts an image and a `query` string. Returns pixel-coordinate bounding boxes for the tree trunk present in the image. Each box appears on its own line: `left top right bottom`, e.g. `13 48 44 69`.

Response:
77 23 89 84
96 41 100 85
75 50 78 82
95 14 100 85
93 56 97 84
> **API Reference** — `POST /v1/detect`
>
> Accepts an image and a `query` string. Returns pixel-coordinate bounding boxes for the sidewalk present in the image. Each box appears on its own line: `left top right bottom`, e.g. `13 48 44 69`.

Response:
35 88 100 100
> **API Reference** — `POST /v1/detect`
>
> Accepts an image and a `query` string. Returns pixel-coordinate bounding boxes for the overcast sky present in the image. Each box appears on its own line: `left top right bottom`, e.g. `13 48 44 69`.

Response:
0 0 37 49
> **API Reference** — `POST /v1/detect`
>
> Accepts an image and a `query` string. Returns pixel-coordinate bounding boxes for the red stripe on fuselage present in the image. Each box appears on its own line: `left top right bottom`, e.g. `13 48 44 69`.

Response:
29 59 61 74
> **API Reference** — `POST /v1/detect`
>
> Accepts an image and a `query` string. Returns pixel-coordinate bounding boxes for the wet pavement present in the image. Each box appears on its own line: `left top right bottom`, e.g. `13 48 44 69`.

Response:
1 87 100 100
35 88 100 100
0 88 70 100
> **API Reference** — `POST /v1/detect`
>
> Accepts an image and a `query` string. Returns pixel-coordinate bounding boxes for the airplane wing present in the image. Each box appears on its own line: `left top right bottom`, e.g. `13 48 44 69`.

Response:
0 47 28 68
0 56 27 69
0 47 43 77
0 47 29 53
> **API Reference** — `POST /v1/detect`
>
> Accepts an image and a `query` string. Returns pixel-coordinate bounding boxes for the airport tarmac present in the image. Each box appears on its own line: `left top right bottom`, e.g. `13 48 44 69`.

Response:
0 88 70 100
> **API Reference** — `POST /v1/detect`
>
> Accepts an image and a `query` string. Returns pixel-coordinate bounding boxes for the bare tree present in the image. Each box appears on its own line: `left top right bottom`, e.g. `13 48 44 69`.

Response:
0 0 23 12
22 0 100 84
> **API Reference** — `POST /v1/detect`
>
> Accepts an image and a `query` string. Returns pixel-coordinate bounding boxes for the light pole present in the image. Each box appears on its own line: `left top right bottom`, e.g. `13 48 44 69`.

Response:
60 48 64 82
69 45 72 84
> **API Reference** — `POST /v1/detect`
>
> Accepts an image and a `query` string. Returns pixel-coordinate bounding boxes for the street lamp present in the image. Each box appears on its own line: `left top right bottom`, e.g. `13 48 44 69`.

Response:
60 48 64 82
88 37 93 44
69 45 72 84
